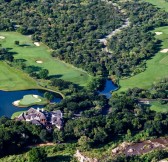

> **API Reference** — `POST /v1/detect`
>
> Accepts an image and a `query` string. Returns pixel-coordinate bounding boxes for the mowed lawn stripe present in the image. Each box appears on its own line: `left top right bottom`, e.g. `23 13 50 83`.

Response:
143 0 168 12
0 62 39 90
118 26 168 92
0 32 92 87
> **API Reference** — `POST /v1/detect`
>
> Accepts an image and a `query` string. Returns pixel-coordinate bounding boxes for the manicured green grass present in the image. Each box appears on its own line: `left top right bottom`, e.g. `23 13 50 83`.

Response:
14 94 48 107
150 101 168 112
143 0 168 12
118 26 168 92
11 111 25 119
0 62 39 91
0 32 92 87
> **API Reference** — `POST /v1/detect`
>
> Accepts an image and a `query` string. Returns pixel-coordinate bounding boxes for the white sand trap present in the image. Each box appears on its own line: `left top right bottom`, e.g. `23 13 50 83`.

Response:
160 49 168 53
32 95 41 102
0 36 5 39
34 42 40 46
13 100 20 106
33 95 39 98
37 99 42 102
155 32 163 35
36 60 43 64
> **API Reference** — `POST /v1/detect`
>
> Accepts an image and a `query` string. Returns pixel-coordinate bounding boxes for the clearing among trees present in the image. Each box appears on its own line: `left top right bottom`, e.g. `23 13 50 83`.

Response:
0 32 92 88
118 26 168 91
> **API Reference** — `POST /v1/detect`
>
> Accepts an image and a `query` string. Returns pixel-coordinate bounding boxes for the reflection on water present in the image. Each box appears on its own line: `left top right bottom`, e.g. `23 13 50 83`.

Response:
99 80 118 98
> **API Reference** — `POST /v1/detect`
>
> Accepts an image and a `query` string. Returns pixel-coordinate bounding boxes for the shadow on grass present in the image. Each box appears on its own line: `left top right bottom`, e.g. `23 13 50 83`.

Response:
27 65 42 72
19 44 31 47
48 74 63 79
47 155 72 162
15 58 27 62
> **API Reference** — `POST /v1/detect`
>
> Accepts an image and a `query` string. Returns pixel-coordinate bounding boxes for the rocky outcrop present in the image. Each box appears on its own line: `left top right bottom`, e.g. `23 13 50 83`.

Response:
111 138 168 157
74 150 99 162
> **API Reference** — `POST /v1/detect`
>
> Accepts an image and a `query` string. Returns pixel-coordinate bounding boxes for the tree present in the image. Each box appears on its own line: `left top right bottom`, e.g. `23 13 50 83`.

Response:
14 40 19 45
28 148 47 162
39 69 49 79
78 136 92 151
39 129 48 142
44 92 53 101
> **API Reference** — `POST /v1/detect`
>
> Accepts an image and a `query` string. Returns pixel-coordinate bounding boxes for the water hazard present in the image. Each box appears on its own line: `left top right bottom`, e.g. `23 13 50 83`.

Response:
99 80 118 98
0 89 62 118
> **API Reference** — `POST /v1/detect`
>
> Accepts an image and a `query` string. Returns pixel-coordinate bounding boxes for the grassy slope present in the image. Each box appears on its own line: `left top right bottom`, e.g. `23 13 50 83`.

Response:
0 145 75 162
0 62 39 90
118 0 168 92
0 32 92 88
143 0 168 12
11 111 25 119
118 26 168 92
150 101 168 112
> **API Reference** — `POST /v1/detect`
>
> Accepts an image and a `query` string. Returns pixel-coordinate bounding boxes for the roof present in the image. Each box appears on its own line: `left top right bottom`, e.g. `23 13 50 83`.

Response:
52 110 62 118
31 120 41 125
17 108 63 129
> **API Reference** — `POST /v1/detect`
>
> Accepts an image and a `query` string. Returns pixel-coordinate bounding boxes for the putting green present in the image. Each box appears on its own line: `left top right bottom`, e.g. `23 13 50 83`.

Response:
13 94 48 107
118 26 168 92
0 32 92 87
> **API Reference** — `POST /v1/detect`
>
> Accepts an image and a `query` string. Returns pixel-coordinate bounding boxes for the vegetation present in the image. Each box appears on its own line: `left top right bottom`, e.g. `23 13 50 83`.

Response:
11 111 25 119
0 0 168 161
28 148 47 162
0 61 39 90
0 32 92 88
0 0 124 76
110 149 168 162
118 25 168 92
144 0 168 12
150 101 168 112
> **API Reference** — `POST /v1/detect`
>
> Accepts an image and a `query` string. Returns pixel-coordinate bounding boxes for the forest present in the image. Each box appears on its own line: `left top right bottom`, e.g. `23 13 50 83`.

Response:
0 0 168 161
0 78 167 160
1 0 167 78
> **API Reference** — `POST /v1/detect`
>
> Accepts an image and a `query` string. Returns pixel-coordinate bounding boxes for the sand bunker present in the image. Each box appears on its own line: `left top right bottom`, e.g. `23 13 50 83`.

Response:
36 60 43 64
33 95 39 98
160 49 168 53
34 42 40 46
0 36 5 39
155 32 163 35
13 100 20 106
32 95 41 102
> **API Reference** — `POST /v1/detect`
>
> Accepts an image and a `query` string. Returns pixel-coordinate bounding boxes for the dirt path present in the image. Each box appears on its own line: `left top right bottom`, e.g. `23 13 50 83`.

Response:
98 0 130 52
27 142 56 148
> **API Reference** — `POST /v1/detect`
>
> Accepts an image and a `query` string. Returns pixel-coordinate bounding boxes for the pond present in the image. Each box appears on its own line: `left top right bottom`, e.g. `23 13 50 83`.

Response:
99 80 118 98
0 89 62 118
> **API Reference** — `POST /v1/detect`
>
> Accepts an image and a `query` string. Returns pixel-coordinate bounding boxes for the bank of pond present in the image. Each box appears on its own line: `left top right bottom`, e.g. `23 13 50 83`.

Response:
99 79 118 98
0 80 118 118
0 89 62 118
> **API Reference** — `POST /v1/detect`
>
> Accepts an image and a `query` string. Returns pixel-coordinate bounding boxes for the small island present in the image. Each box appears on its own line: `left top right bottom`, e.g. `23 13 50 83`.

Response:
13 94 49 107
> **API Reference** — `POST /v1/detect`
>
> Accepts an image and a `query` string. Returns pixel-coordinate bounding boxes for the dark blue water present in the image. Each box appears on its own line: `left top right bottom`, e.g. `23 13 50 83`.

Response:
99 80 118 98
0 90 62 118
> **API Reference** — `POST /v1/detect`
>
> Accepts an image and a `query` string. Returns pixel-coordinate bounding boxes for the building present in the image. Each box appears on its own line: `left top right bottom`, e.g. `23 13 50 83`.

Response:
17 108 63 130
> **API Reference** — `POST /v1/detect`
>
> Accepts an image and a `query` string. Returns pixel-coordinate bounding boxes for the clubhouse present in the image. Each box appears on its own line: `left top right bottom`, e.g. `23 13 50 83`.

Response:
17 108 63 130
